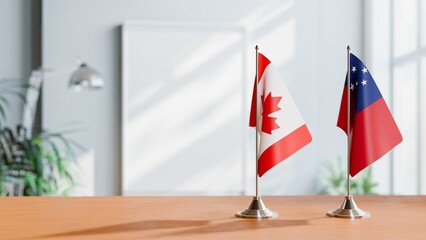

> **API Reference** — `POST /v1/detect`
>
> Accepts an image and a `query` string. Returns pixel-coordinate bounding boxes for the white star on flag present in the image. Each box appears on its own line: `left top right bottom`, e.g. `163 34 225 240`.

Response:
362 67 368 74
352 66 357 72
361 79 367 86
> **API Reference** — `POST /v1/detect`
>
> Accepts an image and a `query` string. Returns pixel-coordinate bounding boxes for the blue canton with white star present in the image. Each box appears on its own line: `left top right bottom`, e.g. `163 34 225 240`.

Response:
346 53 382 113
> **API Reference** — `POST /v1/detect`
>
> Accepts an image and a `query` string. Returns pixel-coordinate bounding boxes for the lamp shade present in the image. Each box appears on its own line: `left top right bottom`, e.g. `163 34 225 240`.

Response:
69 63 104 90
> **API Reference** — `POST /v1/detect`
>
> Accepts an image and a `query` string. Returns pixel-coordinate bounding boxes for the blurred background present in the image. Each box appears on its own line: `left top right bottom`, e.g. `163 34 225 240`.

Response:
0 0 424 196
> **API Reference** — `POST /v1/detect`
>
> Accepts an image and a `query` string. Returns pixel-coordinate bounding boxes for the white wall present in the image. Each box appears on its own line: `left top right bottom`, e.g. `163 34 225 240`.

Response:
366 0 426 195
0 0 31 126
42 0 363 195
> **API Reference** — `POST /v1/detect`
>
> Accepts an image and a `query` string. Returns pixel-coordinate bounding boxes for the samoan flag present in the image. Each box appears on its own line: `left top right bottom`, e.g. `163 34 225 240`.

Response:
337 53 402 177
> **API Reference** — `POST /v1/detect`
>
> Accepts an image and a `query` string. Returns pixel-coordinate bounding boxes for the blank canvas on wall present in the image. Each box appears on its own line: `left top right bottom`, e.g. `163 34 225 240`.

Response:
121 21 248 195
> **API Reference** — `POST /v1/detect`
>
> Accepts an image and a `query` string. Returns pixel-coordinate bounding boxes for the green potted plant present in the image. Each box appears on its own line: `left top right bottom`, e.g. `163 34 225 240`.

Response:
319 156 378 195
0 79 81 196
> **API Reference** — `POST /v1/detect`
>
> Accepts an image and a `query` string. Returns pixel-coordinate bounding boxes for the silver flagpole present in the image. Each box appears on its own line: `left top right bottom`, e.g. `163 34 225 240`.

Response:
346 45 351 198
236 45 277 219
327 46 369 219
255 45 259 198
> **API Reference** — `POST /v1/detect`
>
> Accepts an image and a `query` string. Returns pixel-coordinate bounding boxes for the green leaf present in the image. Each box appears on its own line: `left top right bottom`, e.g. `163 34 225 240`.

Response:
319 156 378 195
0 121 82 196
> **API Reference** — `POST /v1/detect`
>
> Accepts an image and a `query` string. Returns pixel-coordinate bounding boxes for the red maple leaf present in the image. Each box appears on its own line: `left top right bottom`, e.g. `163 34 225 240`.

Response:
261 92 282 134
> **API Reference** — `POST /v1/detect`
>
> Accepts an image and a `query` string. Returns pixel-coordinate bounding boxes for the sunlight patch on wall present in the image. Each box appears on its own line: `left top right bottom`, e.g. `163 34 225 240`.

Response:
123 23 246 195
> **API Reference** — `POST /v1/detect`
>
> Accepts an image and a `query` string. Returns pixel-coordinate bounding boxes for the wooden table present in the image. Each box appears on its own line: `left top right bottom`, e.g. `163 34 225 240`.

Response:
1 196 425 239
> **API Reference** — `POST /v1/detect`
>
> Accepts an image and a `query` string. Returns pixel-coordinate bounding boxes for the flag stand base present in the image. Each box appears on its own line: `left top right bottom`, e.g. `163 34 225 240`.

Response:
236 196 278 219
327 195 370 219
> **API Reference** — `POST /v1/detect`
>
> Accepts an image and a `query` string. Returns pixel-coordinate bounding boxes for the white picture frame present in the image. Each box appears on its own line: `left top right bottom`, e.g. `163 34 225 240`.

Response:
121 21 249 195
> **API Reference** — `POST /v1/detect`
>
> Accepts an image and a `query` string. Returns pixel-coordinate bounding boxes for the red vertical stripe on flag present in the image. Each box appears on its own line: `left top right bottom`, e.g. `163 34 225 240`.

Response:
337 85 355 134
258 124 312 177
249 53 271 127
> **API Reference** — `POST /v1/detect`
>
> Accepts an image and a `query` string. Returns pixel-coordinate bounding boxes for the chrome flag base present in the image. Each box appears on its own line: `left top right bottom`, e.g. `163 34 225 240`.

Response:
236 196 278 219
327 195 370 219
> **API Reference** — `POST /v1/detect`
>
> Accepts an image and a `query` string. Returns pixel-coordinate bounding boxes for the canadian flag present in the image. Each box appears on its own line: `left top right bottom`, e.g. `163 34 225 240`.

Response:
249 53 312 177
